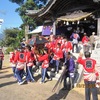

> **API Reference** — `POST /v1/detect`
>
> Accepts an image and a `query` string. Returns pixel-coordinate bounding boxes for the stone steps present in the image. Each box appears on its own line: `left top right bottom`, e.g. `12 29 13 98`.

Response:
34 53 83 83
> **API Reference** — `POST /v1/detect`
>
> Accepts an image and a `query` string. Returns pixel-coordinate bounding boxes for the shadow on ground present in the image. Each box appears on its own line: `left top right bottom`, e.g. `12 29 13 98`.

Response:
47 89 69 100
0 71 8 74
0 73 13 79
34 74 41 82
0 81 17 88
2 66 11 70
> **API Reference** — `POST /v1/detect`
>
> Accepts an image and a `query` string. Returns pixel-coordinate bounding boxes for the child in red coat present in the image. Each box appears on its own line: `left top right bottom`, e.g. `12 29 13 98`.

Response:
9 51 16 78
38 48 51 83
25 45 35 82
50 43 63 73
14 47 26 85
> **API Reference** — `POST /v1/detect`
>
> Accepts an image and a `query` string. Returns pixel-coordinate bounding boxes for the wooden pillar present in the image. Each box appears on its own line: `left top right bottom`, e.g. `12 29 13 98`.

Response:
25 25 29 42
53 20 56 35
97 18 100 36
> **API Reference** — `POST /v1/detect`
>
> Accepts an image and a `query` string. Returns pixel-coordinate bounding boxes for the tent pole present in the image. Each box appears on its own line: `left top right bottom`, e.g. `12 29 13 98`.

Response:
97 18 100 36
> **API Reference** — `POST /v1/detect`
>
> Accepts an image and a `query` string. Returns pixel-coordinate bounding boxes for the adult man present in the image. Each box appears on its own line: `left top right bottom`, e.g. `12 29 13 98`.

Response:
0 48 4 70
82 33 89 52
63 52 75 90
77 52 99 100
89 32 95 52
70 31 80 53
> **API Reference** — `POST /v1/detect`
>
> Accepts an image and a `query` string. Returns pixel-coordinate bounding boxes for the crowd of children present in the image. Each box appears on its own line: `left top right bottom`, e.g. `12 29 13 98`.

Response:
9 31 96 86
8 32 100 100
9 34 74 85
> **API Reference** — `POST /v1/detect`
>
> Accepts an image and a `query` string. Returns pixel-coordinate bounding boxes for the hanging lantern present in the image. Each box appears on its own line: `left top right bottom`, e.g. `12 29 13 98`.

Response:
77 20 80 24
84 18 86 20
72 22 74 24
64 21 66 24
66 21 69 25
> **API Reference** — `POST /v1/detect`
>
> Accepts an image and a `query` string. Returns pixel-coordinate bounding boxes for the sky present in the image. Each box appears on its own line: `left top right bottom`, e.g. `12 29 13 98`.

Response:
0 0 23 34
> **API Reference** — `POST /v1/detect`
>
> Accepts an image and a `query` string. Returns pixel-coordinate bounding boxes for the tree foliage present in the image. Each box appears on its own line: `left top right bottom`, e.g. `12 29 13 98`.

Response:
9 0 24 5
9 0 48 30
9 0 48 7
15 0 38 30
2 28 24 47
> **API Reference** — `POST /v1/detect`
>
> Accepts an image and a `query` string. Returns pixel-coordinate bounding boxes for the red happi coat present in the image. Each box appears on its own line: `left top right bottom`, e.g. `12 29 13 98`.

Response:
26 51 34 67
53 47 63 60
45 42 55 53
9 52 15 63
67 41 73 50
82 36 89 45
14 51 26 70
38 54 49 68
55 38 62 45
60 39 65 50
77 57 99 81
63 41 72 52
9 52 16 67
0 50 4 60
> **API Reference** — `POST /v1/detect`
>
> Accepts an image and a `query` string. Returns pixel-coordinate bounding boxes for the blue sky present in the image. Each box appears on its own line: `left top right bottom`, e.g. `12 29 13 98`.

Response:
0 0 23 34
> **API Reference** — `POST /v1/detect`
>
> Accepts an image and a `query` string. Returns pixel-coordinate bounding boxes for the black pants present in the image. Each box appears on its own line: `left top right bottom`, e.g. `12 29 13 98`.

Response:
63 72 74 90
72 44 79 53
0 60 3 69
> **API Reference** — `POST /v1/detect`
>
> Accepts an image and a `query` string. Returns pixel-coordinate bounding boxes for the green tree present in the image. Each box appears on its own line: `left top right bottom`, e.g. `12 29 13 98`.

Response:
9 0 40 30
9 0 48 7
9 0 25 5
3 28 23 47
9 0 48 41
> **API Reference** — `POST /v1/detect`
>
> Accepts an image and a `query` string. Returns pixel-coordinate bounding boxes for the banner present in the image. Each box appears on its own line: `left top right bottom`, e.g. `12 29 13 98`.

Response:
42 26 53 36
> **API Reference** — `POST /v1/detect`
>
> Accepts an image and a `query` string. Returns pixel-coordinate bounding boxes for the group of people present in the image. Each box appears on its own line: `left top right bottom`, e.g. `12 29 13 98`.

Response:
9 34 74 85
8 32 100 100
70 31 96 53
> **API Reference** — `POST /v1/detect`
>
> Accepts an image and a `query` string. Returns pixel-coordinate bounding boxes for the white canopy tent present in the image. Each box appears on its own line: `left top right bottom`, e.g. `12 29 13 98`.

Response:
28 26 43 34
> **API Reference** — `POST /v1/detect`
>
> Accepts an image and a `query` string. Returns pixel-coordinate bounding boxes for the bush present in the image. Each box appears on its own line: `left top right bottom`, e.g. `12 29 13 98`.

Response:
5 47 14 54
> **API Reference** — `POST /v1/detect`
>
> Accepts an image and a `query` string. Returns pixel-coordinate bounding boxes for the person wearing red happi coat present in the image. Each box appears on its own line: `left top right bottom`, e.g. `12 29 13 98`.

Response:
50 43 63 73
25 45 35 82
63 38 73 64
38 48 51 83
82 33 90 52
14 47 26 85
9 48 18 78
77 52 99 100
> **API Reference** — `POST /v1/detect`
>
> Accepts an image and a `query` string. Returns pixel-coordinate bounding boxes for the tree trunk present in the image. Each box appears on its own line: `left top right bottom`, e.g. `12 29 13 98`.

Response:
25 25 29 42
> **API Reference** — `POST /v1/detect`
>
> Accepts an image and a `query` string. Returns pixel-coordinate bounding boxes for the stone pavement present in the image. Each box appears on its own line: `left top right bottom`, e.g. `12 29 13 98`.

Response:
0 55 100 100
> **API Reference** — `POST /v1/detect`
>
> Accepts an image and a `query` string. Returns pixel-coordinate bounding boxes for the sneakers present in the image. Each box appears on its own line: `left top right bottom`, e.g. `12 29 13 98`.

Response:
39 82 43 84
31 80 36 83
39 81 45 84
55 71 59 74
62 87 67 90
18 81 25 85
48 78 52 81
